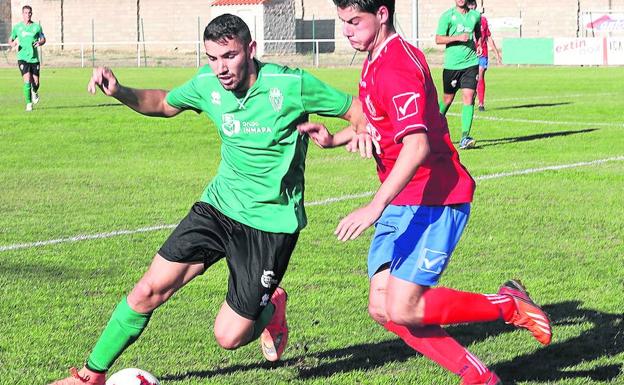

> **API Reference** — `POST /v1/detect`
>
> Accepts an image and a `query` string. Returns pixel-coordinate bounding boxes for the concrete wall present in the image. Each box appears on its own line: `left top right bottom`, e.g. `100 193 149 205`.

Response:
6 0 624 52
0 0 9 45
9 0 212 45
264 0 296 54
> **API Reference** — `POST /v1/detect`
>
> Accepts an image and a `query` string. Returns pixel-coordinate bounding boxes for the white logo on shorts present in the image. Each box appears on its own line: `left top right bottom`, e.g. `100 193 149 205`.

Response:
260 270 278 288
417 248 448 274
260 293 270 306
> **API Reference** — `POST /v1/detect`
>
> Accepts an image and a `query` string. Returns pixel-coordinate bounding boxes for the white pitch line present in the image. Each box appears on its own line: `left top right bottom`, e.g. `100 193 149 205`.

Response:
446 113 624 127
1 156 623 253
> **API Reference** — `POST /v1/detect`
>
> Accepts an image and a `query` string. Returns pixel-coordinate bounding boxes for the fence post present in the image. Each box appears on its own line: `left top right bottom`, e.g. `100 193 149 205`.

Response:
81 43 84 68
315 40 319 67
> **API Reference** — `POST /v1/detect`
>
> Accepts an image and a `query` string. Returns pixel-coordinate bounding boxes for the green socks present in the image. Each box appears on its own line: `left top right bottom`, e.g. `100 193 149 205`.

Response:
439 100 450 116
461 104 475 138
23 82 32 103
86 297 152 372
249 303 275 343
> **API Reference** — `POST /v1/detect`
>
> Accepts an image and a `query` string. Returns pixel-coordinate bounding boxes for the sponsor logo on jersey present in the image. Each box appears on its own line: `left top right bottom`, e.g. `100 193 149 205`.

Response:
269 88 283 112
221 114 273 137
261 270 278 288
221 113 241 137
211 91 221 105
392 92 420 121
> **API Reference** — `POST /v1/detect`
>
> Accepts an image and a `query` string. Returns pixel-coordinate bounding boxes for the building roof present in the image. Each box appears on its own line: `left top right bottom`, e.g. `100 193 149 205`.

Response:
212 0 268 5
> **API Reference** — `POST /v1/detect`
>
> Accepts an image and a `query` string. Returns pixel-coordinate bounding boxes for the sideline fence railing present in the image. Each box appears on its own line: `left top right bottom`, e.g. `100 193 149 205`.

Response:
0 38 437 68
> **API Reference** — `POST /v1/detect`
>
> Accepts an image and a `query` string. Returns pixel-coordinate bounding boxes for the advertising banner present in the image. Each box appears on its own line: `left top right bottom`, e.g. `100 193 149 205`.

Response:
553 38 605 65
583 13 624 32
607 37 624 65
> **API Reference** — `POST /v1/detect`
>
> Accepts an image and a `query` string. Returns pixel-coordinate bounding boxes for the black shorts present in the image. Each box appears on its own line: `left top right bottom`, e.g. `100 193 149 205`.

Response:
18 60 40 76
442 65 479 94
159 202 299 320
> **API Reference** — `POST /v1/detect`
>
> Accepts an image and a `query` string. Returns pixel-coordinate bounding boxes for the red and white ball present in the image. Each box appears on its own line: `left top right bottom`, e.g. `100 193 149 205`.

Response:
105 368 160 385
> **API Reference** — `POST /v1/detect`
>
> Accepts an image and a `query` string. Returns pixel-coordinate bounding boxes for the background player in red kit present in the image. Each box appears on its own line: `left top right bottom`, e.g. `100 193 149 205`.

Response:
468 0 502 111
299 1 552 384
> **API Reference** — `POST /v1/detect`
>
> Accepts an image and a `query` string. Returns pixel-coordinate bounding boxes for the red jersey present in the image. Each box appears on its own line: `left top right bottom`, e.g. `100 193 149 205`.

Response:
359 34 475 206
479 15 491 58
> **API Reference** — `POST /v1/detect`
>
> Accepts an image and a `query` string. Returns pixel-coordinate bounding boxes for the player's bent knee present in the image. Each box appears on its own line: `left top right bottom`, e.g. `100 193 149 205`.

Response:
386 306 424 327
128 280 167 311
213 327 245 350
368 304 387 325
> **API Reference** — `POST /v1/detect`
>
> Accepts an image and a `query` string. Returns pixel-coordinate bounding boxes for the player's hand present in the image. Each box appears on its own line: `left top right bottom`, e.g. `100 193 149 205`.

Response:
297 122 334 148
476 45 483 56
496 55 502 65
88 66 120 96
335 203 384 241
345 131 380 158
456 33 469 43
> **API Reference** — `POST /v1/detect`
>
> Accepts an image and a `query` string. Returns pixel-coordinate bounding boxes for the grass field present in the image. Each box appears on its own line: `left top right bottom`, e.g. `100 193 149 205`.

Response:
0 65 623 385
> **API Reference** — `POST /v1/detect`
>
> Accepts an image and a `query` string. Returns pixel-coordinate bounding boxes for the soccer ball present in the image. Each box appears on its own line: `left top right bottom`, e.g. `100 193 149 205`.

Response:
105 368 160 385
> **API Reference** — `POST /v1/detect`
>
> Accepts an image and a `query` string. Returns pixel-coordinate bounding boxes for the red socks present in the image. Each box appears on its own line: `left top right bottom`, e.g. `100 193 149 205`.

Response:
422 287 515 325
384 321 492 384
477 75 486 106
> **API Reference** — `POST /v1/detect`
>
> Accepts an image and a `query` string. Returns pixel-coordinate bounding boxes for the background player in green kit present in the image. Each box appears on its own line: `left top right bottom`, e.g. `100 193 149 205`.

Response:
9 5 46 112
436 0 481 149
48 14 367 385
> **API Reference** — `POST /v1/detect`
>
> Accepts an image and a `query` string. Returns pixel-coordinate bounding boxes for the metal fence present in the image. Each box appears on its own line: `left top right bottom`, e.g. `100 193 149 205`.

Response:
0 37 439 68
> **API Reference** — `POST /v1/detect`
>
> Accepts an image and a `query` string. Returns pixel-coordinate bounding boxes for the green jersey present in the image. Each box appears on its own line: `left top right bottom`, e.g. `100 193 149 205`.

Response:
437 8 481 70
10 22 44 63
166 60 352 234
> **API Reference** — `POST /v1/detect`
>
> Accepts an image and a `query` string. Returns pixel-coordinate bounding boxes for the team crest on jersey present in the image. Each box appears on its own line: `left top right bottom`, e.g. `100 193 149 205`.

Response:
211 91 221 105
221 113 241 137
269 88 283 112
392 92 420 121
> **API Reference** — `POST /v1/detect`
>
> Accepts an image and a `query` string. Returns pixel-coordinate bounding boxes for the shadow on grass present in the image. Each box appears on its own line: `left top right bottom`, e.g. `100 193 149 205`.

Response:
161 300 622 384
488 102 573 111
470 128 599 148
36 103 123 110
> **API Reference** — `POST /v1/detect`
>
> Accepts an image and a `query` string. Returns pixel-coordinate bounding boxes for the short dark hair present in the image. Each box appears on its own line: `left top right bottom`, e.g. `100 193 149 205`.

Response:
22 5 32 12
204 14 252 46
333 0 395 26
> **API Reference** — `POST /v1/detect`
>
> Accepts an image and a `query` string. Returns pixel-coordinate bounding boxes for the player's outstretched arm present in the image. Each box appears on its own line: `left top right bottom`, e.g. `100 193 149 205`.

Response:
335 132 430 241
435 34 469 45
489 36 502 64
87 66 181 118
298 98 376 158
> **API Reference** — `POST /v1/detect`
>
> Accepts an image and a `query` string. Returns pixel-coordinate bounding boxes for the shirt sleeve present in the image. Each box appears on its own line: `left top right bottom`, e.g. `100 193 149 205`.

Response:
37 25 45 39
10 25 17 40
377 64 428 143
436 12 449 36
300 70 352 117
165 75 204 113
